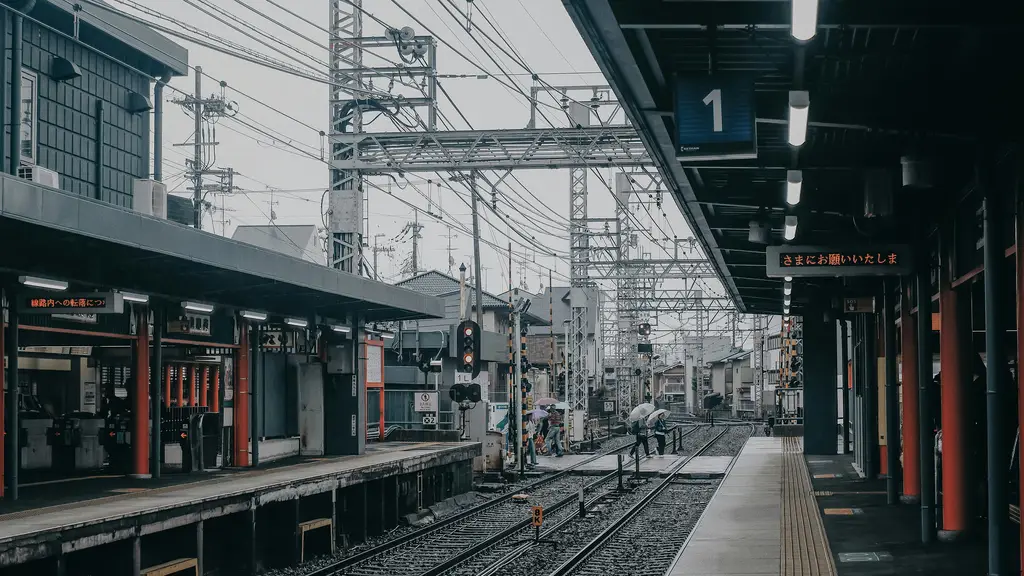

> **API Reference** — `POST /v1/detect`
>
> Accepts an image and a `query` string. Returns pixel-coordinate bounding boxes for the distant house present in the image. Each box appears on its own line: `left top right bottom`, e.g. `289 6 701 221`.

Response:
653 362 687 402
231 225 323 264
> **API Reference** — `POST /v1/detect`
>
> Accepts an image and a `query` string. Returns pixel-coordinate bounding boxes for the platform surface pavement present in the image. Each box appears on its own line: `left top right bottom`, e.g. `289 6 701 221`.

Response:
666 436 837 576
0 442 471 543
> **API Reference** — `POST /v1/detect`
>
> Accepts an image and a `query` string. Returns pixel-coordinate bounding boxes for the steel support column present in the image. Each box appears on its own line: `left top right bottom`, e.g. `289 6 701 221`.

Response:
132 306 151 479
1015 153 1024 570
901 279 921 503
841 318 851 455
884 281 900 505
939 231 969 539
0 293 5 499
568 166 589 429
6 296 17 500
982 177 1009 575
915 270 935 544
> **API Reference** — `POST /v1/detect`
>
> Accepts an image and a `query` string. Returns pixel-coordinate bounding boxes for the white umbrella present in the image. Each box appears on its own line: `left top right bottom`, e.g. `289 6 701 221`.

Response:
628 403 656 422
647 409 670 426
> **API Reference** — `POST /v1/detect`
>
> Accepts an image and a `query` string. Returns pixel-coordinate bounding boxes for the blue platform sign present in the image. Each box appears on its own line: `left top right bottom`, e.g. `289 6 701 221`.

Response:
674 73 757 161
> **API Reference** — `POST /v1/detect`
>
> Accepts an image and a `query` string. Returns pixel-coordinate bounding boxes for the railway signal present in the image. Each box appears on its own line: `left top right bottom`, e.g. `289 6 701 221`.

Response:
457 320 481 378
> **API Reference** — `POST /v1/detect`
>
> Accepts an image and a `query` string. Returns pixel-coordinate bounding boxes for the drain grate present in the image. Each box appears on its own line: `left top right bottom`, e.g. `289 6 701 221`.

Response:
813 490 833 496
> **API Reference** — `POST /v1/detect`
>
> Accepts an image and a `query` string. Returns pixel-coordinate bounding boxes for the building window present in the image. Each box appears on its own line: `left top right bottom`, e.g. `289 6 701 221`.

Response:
20 71 37 164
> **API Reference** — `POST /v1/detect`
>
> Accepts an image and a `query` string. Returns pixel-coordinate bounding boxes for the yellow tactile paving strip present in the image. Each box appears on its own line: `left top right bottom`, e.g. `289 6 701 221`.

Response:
782 437 838 576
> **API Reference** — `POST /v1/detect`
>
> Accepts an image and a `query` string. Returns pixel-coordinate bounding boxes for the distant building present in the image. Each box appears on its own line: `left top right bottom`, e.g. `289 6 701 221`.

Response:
653 362 687 403
231 225 323 264
6 0 186 207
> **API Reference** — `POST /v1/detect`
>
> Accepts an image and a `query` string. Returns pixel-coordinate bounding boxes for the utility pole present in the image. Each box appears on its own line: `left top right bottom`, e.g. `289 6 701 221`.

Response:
371 233 393 281
412 211 420 274
446 228 457 274
470 170 485 333
192 66 202 228
173 67 236 231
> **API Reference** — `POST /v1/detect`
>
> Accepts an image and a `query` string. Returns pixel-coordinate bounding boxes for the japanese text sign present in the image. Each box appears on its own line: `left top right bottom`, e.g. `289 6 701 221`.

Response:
766 245 913 278
19 292 123 315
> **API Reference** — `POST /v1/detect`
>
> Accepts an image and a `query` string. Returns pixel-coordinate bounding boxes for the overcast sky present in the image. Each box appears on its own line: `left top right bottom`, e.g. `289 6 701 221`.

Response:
109 0 764 352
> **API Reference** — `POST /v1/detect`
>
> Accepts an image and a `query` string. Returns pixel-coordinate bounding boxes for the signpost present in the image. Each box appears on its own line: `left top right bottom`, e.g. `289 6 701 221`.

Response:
415 392 438 413
19 292 123 314
674 73 757 161
766 245 913 278
843 297 875 314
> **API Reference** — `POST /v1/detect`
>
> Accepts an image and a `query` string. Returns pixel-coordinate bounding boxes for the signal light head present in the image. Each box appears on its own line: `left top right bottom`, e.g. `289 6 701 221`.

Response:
463 326 474 337
463 352 474 365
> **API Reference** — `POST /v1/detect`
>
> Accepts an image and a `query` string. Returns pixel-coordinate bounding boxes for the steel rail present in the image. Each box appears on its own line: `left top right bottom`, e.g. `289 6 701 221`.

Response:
416 425 707 576
545 425 744 576
305 427 688 576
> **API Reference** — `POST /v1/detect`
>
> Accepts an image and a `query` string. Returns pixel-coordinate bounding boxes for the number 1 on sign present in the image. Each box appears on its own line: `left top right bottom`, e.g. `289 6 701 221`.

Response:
703 88 723 132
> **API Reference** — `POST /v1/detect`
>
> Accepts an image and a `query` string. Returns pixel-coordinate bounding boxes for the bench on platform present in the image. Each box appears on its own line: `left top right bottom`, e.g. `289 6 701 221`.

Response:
141 558 198 576
298 518 334 563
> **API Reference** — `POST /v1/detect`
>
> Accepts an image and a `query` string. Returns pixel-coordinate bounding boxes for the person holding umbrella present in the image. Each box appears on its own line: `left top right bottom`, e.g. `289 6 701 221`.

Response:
629 416 651 459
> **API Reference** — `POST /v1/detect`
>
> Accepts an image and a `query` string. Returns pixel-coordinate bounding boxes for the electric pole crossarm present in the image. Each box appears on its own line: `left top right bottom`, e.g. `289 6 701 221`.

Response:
330 126 650 172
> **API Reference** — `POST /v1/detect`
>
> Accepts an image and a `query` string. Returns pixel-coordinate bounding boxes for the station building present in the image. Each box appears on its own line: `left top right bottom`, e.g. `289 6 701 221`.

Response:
0 4 477 574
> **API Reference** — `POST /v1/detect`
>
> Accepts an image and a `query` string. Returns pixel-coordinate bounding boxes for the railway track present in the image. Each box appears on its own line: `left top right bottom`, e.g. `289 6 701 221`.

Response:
304 425 703 576
433 425 749 576
545 424 755 576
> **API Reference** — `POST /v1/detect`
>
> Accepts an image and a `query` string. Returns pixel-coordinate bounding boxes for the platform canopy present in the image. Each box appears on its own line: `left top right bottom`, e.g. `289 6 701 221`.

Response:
563 0 1018 314
0 176 444 322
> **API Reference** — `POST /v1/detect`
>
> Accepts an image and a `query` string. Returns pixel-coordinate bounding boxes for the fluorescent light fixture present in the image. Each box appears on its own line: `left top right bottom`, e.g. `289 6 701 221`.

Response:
183 301 214 314
784 215 798 241
241 310 267 322
19 275 68 291
331 324 352 334
791 0 818 41
285 317 308 328
788 91 810 147
429 359 443 368
784 283 792 296
784 315 790 323
784 295 792 306
786 170 803 206
785 276 793 282
121 291 149 304
380 330 396 340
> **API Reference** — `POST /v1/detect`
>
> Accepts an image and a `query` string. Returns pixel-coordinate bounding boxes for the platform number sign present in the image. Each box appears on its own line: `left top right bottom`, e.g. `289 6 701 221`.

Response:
422 414 437 426
530 506 544 527
674 73 757 161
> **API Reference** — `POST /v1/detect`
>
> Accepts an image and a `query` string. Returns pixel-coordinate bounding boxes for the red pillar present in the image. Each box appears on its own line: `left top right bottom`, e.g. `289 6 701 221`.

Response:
901 281 921 501
189 365 198 407
200 366 209 408
234 321 250 467
132 308 151 478
176 365 184 407
1 316 5 499
939 253 969 534
211 368 221 413
163 365 172 409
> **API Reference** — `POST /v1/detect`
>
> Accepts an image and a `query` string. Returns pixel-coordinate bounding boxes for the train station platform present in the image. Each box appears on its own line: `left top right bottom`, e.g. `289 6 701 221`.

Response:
665 436 990 576
808 450 987 576
0 441 479 571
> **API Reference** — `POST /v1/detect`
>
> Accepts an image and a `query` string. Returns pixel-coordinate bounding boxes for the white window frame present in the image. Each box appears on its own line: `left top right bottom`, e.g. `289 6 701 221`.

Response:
20 70 37 165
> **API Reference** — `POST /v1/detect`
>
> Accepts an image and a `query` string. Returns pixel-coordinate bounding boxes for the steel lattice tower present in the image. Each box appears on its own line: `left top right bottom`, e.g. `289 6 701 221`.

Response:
568 165 589 419
328 0 363 274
